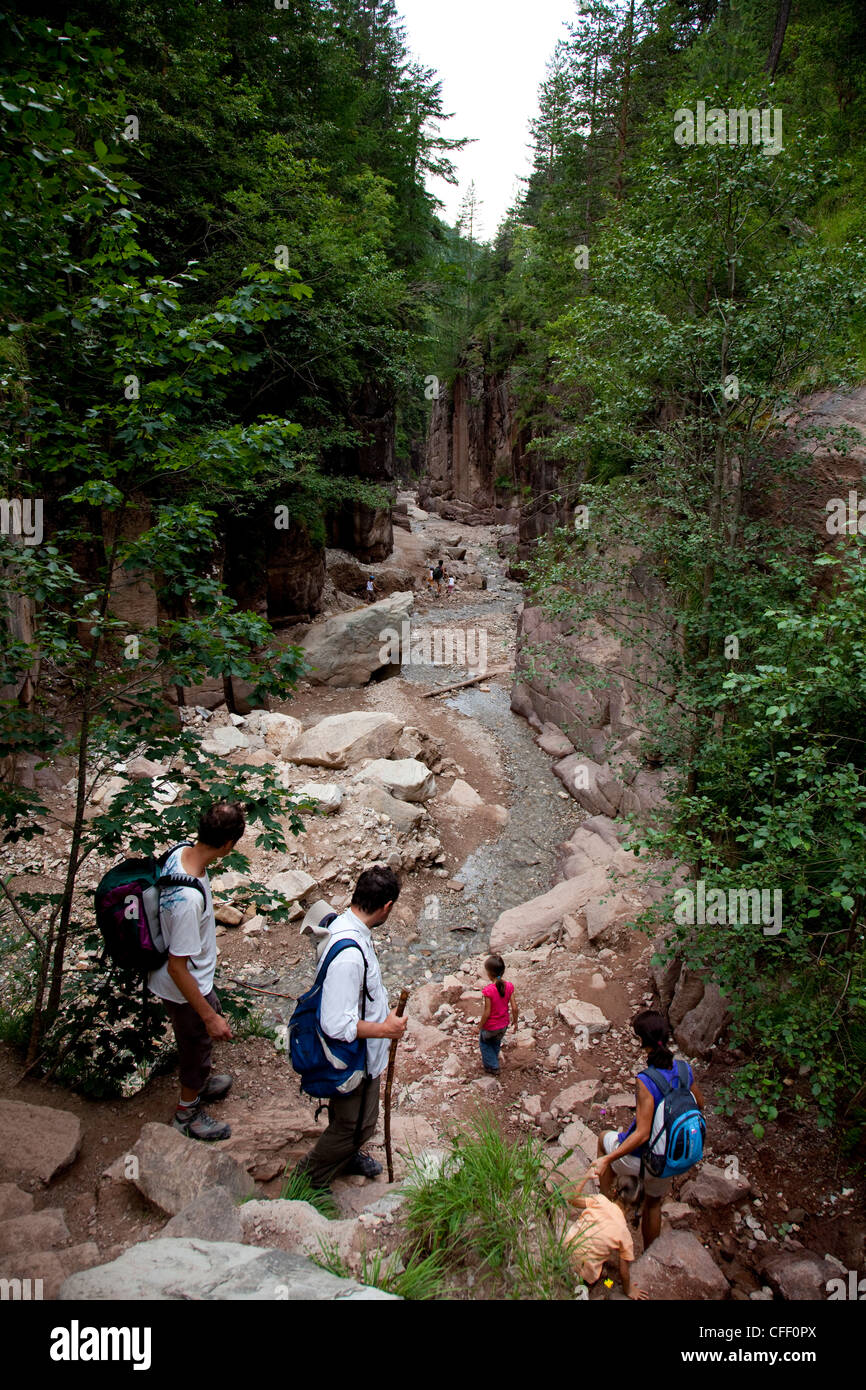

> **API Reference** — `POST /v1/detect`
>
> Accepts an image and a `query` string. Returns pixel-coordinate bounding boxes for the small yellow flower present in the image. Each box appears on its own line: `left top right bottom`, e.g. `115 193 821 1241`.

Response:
604 1278 614 1288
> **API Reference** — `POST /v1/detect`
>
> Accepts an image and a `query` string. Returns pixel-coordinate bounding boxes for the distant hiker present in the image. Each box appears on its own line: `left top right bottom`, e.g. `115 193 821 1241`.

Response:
478 953 517 1075
447 574 455 598
432 559 444 594
565 1168 648 1299
296 867 406 1189
366 574 376 603
148 802 246 1142
591 1010 706 1249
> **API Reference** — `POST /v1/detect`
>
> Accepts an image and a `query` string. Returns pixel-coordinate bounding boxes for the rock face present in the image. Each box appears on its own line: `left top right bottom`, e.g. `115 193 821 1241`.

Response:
489 865 610 951
286 712 403 768
630 1230 730 1300
129 1124 256 1216
59 1238 398 1300
0 1101 82 1187
419 359 566 553
300 592 414 686
674 983 731 1058
353 758 435 803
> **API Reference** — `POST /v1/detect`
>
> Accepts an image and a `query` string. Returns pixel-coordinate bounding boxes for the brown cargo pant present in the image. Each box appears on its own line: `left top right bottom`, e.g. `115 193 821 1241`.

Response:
300 1076 381 1189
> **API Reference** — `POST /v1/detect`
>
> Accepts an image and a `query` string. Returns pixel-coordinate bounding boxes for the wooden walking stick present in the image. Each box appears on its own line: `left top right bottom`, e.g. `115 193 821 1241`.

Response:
384 987 410 1183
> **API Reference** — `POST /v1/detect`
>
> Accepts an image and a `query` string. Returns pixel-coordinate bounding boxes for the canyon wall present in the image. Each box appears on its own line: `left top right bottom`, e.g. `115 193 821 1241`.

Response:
420 359 569 555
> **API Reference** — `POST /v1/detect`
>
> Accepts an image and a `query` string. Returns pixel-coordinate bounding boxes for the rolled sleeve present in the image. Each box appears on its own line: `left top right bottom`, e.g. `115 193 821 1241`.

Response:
319 950 365 1043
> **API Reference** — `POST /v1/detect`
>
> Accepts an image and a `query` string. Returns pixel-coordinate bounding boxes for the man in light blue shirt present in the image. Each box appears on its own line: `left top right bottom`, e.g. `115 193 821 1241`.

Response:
300 867 407 1188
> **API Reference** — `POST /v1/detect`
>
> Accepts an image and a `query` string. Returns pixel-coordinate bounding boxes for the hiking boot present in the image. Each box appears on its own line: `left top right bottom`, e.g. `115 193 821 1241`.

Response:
201 1072 233 1102
173 1108 232 1142
344 1150 383 1179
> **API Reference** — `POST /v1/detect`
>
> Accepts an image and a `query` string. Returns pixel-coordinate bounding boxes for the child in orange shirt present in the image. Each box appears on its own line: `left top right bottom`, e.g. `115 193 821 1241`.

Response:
565 1169 648 1299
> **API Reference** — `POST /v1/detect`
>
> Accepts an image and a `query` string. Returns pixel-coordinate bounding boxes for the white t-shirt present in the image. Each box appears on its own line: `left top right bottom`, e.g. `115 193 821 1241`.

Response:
148 846 217 1004
318 910 390 1080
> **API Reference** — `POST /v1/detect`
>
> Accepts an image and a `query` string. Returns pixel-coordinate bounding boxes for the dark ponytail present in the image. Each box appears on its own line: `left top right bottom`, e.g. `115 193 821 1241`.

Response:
485 953 506 998
632 1009 674 1069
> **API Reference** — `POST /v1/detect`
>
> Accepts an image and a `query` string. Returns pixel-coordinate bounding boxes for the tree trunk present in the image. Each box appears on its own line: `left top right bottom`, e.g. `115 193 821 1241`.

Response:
765 0 792 80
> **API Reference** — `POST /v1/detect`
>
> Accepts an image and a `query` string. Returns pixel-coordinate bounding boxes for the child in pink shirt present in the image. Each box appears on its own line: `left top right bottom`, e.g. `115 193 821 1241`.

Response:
479 953 517 1075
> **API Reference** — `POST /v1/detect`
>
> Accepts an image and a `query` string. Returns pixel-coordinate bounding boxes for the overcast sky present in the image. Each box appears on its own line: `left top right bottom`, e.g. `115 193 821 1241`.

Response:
397 0 577 237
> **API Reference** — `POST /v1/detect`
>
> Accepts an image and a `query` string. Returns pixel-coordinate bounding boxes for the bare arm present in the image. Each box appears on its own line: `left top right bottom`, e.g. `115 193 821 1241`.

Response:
594 1081 653 1170
167 955 231 1040
480 995 491 1028
357 1012 407 1041
620 1256 648 1299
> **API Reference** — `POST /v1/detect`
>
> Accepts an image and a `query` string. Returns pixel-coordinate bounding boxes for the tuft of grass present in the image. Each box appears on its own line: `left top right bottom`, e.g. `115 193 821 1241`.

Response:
315 1238 449 1300
401 1107 581 1300
280 1165 340 1220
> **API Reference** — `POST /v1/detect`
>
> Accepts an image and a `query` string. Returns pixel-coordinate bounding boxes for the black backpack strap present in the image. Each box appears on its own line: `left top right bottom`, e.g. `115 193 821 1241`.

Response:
157 872 206 905
641 1065 672 1098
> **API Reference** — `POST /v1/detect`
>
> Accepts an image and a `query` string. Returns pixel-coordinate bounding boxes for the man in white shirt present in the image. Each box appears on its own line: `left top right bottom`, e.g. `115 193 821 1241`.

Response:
148 802 245 1142
300 866 407 1188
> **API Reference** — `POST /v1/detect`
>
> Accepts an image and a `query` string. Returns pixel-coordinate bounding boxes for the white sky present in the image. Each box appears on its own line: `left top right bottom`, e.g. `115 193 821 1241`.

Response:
397 0 577 237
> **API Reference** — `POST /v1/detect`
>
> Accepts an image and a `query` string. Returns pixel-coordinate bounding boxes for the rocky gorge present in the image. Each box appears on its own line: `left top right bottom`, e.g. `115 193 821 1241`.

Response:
1 497 862 1303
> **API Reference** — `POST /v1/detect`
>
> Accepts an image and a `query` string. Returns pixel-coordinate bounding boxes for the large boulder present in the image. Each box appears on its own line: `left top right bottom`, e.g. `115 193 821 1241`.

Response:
161 1188 245 1243
300 592 414 686
261 713 305 760
0 1242 101 1301
0 1101 82 1188
489 865 611 951
557 999 611 1038
445 778 484 808
285 712 403 769
218 1099 324 1178
59 1238 398 1300
584 891 634 942
353 758 435 803
554 755 621 816
356 783 425 831
266 869 318 904
129 1124 256 1216
630 1230 730 1300
239 1200 358 1262
0 1208 70 1257
758 1249 839 1301
680 1163 751 1209
0 1185 34 1221
295 783 343 816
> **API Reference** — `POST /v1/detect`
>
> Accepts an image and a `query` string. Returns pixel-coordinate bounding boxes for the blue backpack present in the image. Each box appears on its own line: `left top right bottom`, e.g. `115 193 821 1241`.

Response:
642 1061 705 1178
288 930 372 1098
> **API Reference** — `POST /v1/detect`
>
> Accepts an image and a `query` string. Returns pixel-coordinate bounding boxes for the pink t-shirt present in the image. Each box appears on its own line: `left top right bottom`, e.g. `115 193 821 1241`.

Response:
482 980 514 1031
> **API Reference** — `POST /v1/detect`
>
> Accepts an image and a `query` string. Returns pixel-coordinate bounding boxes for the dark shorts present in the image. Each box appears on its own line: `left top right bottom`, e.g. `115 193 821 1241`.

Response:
162 989 222 1094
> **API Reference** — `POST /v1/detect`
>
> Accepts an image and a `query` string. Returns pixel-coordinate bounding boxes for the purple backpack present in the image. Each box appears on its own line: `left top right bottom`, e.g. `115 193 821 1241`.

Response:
95 843 205 973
